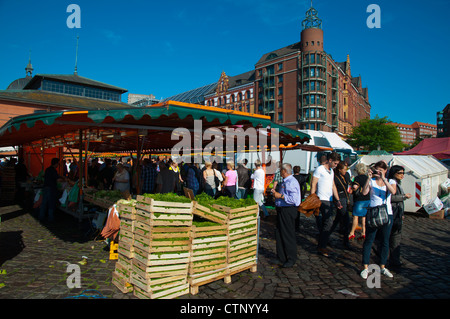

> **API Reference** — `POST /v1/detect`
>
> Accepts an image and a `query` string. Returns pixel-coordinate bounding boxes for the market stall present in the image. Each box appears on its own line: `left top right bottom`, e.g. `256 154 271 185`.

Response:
0 101 310 220
0 100 311 298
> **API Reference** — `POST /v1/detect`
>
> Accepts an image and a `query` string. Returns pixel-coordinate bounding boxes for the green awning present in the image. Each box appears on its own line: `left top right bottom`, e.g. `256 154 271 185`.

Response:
0 101 310 152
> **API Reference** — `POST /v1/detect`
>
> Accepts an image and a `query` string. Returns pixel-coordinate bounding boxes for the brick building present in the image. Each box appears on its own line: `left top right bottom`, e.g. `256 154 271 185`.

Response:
254 6 370 133
390 121 437 146
161 5 371 135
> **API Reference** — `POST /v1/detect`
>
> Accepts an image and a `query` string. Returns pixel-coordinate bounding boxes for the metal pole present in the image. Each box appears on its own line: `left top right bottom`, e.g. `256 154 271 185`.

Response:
78 129 84 223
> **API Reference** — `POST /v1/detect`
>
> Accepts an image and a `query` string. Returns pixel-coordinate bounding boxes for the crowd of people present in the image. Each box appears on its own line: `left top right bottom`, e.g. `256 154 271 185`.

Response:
37 152 410 281
272 152 410 282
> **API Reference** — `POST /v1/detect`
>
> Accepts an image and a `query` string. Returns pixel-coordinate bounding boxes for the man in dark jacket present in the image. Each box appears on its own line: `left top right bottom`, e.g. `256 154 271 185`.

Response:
39 158 65 223
236 159 251 199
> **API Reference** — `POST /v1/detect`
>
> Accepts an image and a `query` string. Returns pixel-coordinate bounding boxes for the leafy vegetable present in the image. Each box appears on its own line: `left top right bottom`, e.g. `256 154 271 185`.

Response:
141 193 192 203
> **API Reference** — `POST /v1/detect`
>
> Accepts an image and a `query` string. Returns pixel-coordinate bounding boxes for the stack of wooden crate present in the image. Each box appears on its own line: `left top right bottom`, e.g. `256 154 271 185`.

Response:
130 195 193 299
111 194 260 298
189 200 259 295
112 200 137 293
189 220 228 294
216 203 259 276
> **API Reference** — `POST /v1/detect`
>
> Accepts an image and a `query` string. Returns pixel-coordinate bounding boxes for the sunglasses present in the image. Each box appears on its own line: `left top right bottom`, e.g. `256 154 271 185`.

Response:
396 172 405 175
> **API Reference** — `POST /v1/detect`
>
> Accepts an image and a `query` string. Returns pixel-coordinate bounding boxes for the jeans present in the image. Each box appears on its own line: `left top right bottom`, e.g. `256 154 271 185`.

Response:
39 187 57 222
315 200 335 249
362 214 394 266
224 185 236 198
236 187 248 199
204 184 216 197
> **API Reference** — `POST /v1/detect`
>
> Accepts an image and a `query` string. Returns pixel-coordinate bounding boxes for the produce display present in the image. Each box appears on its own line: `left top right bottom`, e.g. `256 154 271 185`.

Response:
111 192 260 298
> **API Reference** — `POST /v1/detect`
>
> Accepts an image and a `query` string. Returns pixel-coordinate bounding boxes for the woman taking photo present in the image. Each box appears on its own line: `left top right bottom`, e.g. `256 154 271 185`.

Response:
360 161 397 279
349 163 371 241
387 165 411 267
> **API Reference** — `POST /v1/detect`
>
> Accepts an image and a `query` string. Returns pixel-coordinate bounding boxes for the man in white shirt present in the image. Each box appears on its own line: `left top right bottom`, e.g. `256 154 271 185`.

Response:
310 152 342 257
251 159 268 218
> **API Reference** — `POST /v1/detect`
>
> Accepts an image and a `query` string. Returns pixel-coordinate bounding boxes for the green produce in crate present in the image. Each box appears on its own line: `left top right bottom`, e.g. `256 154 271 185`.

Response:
194 193 256 209
141 193 192 203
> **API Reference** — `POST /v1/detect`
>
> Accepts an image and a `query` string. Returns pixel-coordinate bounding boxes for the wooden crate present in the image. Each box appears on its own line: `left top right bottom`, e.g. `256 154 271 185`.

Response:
117 204 137 220
118 229 134 246
131 272 187 294
135 207 193 227
228 257 257 275
132 257 189 279
119 218 135 233
213 204 259 219
189 267 229 295
133 283 190 299
192 202 228 224
134 246 191 267
112 270 133 293
117 240 134 259
136 195 194 214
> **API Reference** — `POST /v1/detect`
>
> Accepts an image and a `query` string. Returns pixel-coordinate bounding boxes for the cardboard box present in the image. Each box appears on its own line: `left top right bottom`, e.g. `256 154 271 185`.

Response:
428 209 445 220
424 197 444 215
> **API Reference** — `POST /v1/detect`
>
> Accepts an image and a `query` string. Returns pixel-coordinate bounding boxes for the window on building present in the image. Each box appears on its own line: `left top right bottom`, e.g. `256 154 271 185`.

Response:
278 87 283 95
310 53 315 64
278 63 283 71
278 112 283 121
278 75 283 83
278 100 283 108
311 109 315 118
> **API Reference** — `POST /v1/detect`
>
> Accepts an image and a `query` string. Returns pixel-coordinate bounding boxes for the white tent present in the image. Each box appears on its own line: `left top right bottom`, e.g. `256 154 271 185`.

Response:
349 155 449 212
282 130 356 174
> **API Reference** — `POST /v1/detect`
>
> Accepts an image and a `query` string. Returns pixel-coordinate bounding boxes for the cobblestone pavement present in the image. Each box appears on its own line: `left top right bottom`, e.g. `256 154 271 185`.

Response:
0 206 449 300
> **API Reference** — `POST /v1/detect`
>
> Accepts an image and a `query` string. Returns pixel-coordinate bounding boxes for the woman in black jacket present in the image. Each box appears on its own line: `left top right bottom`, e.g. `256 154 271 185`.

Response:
331 161 351 248
387 165 411 267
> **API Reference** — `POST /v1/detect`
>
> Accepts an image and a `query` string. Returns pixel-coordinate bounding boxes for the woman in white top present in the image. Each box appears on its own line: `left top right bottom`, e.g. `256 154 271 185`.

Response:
251 159 269 218
360 161 397 279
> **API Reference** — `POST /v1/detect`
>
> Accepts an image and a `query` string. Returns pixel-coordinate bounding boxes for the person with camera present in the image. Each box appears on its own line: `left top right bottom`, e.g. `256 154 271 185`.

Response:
360 161 397 279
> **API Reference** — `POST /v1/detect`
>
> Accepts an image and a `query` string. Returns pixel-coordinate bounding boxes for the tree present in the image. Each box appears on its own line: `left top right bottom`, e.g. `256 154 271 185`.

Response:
346 115 405 152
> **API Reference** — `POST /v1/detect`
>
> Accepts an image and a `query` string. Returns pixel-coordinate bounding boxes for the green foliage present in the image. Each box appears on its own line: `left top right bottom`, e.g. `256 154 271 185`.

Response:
141 192 192 203
194 193 256 214
346 115 406 152
93 190 123 201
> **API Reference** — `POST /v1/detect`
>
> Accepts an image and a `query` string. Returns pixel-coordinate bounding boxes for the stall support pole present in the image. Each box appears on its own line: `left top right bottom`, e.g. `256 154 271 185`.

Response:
136 134 141 195
77 129 84 223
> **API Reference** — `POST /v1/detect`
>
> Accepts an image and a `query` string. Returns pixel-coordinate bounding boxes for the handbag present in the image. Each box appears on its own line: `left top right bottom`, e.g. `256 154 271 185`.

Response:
366 183 389 228
298 193 322 218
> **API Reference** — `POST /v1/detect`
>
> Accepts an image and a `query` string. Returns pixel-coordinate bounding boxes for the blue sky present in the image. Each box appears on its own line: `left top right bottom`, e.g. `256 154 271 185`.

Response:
0 0 449 126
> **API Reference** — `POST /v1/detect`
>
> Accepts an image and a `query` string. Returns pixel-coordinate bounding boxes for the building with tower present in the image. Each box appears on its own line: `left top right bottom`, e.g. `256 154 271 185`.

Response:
255 4 370 133
160 3 371 135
